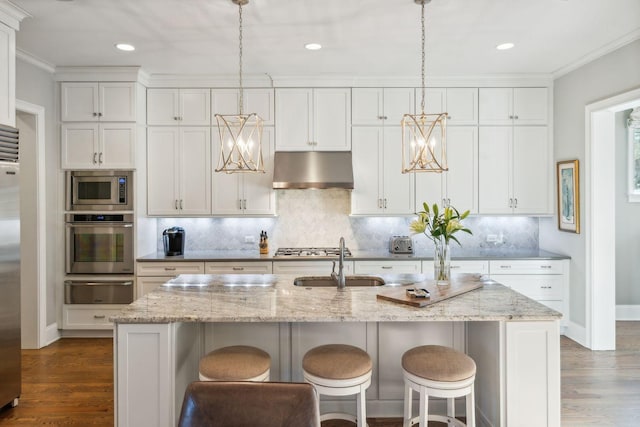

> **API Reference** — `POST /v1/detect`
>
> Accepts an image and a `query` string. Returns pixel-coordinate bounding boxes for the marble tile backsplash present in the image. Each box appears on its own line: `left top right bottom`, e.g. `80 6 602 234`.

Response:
156 189 539 253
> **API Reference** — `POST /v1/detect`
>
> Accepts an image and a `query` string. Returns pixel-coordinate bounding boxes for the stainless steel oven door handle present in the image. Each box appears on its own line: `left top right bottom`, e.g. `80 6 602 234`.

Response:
66 223 133 228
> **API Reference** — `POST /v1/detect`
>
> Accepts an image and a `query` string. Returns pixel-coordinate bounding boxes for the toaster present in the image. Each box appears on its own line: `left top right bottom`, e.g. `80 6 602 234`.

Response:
389 236 414 254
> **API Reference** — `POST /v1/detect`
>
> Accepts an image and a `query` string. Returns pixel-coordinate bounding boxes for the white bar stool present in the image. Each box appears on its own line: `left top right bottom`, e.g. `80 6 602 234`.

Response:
302 344 372 427
199 345 270 381
402 345 476 427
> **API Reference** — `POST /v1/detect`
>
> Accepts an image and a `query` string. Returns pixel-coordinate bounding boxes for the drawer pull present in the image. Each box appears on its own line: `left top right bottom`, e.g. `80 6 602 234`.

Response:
232 267 245 271
541 265 552 269
164 267 177 271
94 315 106 319
451 265 460 269
500 265 511 269
540 285 552 289
381 266 393 270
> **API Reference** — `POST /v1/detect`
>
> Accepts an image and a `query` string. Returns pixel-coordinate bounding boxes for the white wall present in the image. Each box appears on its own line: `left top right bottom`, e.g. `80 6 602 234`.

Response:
616 109 640 305
539 39 640 327
15 58 58 327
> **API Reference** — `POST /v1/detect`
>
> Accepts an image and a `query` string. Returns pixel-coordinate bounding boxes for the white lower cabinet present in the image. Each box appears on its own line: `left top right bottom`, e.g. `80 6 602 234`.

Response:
354 260 421 274
63 304 126 330
421 259 489 279
489 259 569 327
273 260 354 276
136 262 205 296
205 261 273 274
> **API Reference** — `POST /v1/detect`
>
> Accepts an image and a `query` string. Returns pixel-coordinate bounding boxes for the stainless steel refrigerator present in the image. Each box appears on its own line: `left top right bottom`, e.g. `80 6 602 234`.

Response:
0 123 20 409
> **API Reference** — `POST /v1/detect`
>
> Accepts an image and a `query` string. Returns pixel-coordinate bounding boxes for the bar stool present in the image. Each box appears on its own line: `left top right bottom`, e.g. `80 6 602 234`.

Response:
402 345 476 427
199 345 270 382
302 344 372 427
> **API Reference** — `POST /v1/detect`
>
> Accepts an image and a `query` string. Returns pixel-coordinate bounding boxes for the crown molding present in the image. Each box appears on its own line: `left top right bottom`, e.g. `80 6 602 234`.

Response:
16 49 55 74
54 66 146 82
144 73 553 88
0 1 30 30
553 29 640 79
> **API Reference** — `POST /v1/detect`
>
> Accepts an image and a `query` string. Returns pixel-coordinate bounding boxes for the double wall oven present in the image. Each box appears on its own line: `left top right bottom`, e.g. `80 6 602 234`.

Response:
64 171 135 305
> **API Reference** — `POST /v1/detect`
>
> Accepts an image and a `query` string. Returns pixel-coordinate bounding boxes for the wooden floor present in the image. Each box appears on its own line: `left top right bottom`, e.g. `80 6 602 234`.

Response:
2 322 640 426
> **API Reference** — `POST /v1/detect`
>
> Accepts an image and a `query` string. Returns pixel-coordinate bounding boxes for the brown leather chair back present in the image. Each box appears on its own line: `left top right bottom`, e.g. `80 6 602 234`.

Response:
178 381 320 427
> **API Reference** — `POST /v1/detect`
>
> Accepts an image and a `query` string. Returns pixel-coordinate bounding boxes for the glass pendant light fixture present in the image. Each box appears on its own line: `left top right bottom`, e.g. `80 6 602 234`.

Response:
215 0 265 173
401 0 447 174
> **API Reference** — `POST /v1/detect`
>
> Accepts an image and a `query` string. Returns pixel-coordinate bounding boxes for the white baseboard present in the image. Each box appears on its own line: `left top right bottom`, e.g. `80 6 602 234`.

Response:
44 323 61 347
563 320 588 348
616 305 640 320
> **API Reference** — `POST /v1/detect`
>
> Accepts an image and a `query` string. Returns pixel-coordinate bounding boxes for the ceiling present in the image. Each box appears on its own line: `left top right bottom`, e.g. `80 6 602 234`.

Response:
10 0 640 79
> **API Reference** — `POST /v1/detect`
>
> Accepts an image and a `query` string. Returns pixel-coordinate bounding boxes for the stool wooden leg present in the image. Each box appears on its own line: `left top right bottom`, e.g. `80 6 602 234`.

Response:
403 382 412 427
466 386 476 427
447 397 455 418
419 386 428 427
356 385 366 427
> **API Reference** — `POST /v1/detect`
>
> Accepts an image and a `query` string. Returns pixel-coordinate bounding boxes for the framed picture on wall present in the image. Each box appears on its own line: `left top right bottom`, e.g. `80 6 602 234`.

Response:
557 160 580 233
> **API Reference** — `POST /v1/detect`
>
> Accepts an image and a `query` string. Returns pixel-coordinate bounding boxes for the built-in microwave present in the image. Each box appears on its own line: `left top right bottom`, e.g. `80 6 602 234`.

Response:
67 170 133 211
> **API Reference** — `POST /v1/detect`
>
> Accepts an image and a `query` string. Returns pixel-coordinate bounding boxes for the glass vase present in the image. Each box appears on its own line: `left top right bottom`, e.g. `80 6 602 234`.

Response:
434 241 451 286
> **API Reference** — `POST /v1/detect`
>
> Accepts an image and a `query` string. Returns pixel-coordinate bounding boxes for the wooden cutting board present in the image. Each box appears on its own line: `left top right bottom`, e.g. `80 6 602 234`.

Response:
376 274 484 308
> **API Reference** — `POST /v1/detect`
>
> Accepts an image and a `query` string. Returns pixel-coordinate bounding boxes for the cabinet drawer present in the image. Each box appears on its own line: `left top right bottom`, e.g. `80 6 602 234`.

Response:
422 260 488 276
497 275 563 300
205 261 273 274
63 305 125 330
136 262 205 276
355 260 421 274
137 276 170 297
273 261 354 276
489 260 563 275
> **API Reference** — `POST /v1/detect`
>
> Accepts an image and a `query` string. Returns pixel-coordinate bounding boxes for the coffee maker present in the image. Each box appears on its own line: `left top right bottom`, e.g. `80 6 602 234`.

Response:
162 227 185 256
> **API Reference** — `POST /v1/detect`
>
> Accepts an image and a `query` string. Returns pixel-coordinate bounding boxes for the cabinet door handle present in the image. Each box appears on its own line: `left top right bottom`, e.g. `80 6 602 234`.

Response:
508 198 513 208
174 116 179 121
232 267 245 271
93 112 98 117
180 199 183 209
447 115 452 120
175 200 179 210
509 115 513 119
383 198 387 208
93 153 97 164
98 152 103 164
378 199 383 209
238 199 242 210
514 115 519 120
514 198 518 208
164 267 177 271
94 315 106 319
243 199 247 210
98 112 103 117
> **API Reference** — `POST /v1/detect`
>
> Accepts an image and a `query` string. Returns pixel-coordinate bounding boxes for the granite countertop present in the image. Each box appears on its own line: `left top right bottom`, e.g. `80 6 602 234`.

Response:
137 248 569 262
112 273 561 324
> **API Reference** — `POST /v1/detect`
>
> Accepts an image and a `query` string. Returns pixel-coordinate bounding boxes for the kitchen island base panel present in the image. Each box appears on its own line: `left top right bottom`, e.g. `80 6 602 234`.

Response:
115 319 560 427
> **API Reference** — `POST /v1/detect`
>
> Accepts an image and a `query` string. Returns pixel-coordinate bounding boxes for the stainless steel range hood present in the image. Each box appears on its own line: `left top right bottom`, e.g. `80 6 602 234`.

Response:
272 151 354 189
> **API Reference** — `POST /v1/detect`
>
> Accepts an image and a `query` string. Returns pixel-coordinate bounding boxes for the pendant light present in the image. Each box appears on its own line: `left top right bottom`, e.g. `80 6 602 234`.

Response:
215 0 265 174
401 0 448 174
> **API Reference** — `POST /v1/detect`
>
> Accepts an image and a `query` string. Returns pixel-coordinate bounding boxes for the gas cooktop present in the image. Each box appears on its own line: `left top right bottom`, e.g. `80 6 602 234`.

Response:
274 247 352 258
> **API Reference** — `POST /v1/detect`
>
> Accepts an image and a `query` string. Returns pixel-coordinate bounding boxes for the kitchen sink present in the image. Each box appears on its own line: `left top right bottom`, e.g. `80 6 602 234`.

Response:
294 275 386 287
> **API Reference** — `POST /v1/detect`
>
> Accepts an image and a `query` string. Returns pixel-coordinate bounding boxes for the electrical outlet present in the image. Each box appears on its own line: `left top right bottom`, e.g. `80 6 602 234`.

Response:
244 235 255 243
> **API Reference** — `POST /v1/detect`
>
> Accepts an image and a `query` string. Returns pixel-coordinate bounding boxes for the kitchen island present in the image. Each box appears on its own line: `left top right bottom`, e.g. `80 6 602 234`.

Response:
112 273 561 427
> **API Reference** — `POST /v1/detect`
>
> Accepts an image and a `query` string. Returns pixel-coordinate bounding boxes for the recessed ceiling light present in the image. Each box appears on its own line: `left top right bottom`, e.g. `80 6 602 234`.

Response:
304 43 322 51
115 43 135 52
496 43 514 51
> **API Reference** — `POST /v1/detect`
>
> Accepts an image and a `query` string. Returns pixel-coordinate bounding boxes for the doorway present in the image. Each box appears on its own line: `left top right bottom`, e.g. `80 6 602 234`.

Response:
15 100 50 349
586 87 640 350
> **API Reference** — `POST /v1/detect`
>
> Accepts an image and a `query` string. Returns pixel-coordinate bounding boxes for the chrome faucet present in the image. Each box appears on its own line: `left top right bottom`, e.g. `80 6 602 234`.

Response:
331 237 346 289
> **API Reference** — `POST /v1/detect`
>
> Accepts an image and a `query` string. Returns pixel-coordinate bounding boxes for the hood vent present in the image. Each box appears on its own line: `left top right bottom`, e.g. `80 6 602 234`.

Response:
272 151 354 190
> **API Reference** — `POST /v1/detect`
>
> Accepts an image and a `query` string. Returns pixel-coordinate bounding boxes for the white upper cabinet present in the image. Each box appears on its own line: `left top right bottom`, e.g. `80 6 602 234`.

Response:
351 126 414 215
147 88 211 126
423 88 478 125
147 126 211 215
61 82 137 122
212 127 275 216
61 122 136 169
275 88 351 151
478 126 550 214
479 88 548 125
415 126 478 213
352 88 415 126
211 88 274 126
0 22 15 127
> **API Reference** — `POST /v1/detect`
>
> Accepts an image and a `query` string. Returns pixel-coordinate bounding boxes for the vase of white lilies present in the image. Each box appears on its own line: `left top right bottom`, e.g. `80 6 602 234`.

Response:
410 202 472 286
